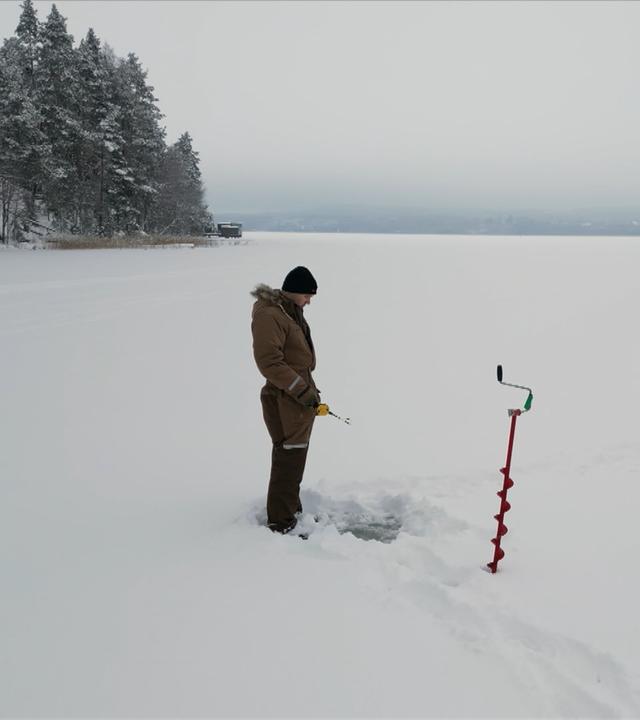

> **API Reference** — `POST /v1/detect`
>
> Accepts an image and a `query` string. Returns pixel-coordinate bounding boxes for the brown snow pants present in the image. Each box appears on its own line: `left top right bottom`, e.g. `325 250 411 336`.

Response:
260 385 315 531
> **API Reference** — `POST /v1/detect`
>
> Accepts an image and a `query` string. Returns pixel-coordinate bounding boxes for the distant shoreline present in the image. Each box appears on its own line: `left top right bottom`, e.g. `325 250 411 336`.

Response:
225 207 640 237
243 229 640 240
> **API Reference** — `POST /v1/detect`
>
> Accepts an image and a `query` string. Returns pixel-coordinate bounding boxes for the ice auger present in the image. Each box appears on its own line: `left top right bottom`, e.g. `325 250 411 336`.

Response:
486 365 534 574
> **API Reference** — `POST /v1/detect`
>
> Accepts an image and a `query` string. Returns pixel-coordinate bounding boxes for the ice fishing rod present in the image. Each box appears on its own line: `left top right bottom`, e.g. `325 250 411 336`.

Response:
486 365 534 574
316 403 350 425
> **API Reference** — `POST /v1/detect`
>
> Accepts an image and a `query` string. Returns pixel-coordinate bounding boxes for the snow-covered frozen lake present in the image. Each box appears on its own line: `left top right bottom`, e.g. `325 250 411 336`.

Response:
1 232 639 717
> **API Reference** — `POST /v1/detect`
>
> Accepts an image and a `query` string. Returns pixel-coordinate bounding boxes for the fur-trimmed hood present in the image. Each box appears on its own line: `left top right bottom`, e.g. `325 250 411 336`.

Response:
251 283 298 323
250 283 281 304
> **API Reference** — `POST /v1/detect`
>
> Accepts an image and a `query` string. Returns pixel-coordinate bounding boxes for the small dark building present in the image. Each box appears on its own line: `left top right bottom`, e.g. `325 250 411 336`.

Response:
216 222 243 238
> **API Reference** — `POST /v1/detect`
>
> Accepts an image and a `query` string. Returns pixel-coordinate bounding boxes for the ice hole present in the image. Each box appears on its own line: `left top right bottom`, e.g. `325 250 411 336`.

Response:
334 513 402 543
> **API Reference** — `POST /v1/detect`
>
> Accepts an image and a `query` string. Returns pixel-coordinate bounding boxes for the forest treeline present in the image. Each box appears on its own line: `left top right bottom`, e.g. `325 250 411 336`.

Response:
0 0 212 243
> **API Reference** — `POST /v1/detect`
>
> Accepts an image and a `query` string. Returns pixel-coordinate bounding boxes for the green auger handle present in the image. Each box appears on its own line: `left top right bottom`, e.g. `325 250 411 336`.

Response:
524 391 533 411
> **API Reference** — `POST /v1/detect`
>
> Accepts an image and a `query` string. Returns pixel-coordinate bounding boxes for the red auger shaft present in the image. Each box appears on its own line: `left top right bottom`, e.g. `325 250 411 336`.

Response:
487 409 520 573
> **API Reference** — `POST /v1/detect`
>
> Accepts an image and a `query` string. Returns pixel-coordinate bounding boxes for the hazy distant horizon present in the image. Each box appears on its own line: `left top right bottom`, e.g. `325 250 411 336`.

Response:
214 201 640 237
2 0 640 216
213 201 640 220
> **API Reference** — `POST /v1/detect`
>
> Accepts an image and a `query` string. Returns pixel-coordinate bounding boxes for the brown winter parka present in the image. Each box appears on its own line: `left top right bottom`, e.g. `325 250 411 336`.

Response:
251 284 318 447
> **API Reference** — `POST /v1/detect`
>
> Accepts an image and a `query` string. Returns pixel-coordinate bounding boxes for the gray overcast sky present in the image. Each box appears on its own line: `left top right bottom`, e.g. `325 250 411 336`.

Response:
2 0 640 214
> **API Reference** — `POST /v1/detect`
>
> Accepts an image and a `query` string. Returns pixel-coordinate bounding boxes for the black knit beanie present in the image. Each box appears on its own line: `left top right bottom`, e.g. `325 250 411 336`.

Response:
282 266 317 294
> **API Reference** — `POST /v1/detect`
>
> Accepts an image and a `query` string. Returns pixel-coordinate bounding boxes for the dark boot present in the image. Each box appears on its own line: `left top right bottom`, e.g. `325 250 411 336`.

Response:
267 445 308 530
267 517 297 535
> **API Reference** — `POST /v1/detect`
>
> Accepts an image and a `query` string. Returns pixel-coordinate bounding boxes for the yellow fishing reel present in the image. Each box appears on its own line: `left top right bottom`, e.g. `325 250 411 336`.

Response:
316 403 350 424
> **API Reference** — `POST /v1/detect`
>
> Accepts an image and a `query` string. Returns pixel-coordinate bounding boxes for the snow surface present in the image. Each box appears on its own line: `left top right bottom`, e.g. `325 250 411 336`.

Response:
1 232 639 718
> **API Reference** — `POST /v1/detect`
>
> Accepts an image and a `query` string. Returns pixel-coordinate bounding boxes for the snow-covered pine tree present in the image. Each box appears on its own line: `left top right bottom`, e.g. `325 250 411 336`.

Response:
106 53 165 233
12 0 47 200
154 132 212 235
0 36 46 242
15 0 39 92
75 28 112 233
36 3 80 230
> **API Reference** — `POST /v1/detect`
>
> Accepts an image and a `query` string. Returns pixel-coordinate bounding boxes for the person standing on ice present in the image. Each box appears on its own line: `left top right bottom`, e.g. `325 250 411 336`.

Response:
251 266 320 535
